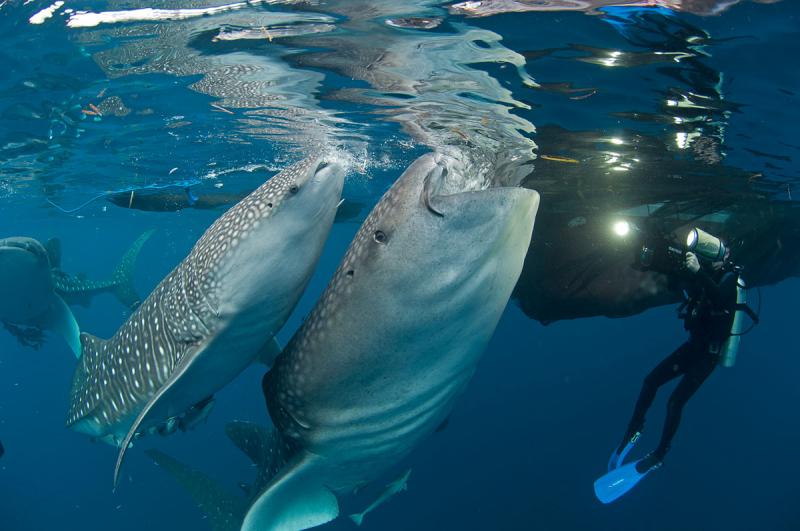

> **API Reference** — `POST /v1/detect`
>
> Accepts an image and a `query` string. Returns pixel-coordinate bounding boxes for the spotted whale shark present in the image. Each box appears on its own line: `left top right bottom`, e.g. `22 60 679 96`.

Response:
243 152 539 530
65 156 345 486
0 231 152 357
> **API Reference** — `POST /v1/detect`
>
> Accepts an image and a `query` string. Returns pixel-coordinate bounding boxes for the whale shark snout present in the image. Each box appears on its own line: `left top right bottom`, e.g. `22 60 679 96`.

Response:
294 158 346 219
0 238 53 323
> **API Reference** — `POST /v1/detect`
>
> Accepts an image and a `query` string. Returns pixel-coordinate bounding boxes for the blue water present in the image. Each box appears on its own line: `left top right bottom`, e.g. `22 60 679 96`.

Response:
1 1 798 530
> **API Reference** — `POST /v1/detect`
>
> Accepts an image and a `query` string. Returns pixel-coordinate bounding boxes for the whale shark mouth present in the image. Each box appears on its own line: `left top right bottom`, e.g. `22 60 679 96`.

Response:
311 160 338 184
0 239 48 264
0 240 31 252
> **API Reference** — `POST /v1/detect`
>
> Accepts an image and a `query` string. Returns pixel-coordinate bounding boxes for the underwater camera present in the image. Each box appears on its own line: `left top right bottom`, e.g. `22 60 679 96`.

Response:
639 227 726 273
686 227 727 261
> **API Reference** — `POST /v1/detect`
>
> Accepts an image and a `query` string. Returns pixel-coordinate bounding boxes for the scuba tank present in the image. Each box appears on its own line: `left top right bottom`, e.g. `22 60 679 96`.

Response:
719 273 747 368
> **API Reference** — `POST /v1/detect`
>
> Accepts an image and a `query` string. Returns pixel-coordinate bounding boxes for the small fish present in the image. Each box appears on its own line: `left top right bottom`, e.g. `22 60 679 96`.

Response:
349 470 412 526
210 103 234 115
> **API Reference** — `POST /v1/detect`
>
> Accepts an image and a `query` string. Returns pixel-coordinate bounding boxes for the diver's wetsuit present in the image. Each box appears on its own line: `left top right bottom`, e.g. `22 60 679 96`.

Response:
621 265 738 462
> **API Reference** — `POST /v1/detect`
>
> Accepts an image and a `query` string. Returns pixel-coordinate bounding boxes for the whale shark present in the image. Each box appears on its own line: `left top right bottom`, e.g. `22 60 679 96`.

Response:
243 152 539 530
65 156 345 487
0 231 153 357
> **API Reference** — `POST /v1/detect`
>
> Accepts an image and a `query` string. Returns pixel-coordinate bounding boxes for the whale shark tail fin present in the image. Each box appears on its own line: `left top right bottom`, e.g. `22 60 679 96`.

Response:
110 229 155 310
349 513 365 526
146 448 247 531
240 427 339 531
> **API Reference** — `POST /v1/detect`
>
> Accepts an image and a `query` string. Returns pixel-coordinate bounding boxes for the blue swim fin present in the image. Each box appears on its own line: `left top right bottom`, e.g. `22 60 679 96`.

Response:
608 431 640 471
607 442 632 472
594 457 658 504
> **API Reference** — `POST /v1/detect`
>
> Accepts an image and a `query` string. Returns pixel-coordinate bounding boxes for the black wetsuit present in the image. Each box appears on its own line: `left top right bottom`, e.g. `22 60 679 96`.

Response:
621 265 738 462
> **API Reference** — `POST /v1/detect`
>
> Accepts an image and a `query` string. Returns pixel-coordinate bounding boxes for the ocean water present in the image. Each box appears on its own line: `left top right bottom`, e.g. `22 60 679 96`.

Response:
0 1 798 530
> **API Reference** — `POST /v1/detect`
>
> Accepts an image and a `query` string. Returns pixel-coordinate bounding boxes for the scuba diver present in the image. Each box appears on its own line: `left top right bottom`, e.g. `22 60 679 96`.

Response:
595 228 758 503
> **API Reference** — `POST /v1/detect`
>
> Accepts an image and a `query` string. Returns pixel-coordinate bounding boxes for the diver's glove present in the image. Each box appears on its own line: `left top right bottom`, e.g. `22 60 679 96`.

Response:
685 252 700 274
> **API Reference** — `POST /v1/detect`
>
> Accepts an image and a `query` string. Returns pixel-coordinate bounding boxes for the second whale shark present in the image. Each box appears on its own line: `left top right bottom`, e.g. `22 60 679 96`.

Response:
65 156 345 486
244 152 539 530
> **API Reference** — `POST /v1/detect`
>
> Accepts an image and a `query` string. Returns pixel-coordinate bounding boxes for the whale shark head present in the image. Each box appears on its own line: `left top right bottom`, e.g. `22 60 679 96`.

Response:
192 155 346 322
0 237 54 322
325 152 540 323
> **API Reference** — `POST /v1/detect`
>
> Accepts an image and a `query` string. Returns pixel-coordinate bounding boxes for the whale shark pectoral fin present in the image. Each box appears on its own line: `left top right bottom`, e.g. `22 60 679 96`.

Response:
37 295 81 358
45 238 62 268
255 337 283 367
242 452 339 531
113 345 202 488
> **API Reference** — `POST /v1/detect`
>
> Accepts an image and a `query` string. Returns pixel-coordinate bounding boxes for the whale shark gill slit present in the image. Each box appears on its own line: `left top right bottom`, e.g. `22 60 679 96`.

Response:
422 168 445 218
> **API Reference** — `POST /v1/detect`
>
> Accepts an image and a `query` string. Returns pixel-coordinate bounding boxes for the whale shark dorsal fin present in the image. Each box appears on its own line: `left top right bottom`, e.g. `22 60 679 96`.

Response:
66 332 109 425
242 451 339 531
80 332 106 353
45 238 62 268
37 295 81 358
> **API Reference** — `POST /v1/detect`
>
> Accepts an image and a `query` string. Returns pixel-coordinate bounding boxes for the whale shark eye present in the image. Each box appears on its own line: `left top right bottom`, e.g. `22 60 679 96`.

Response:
289 185 299 194
373 230 387 244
